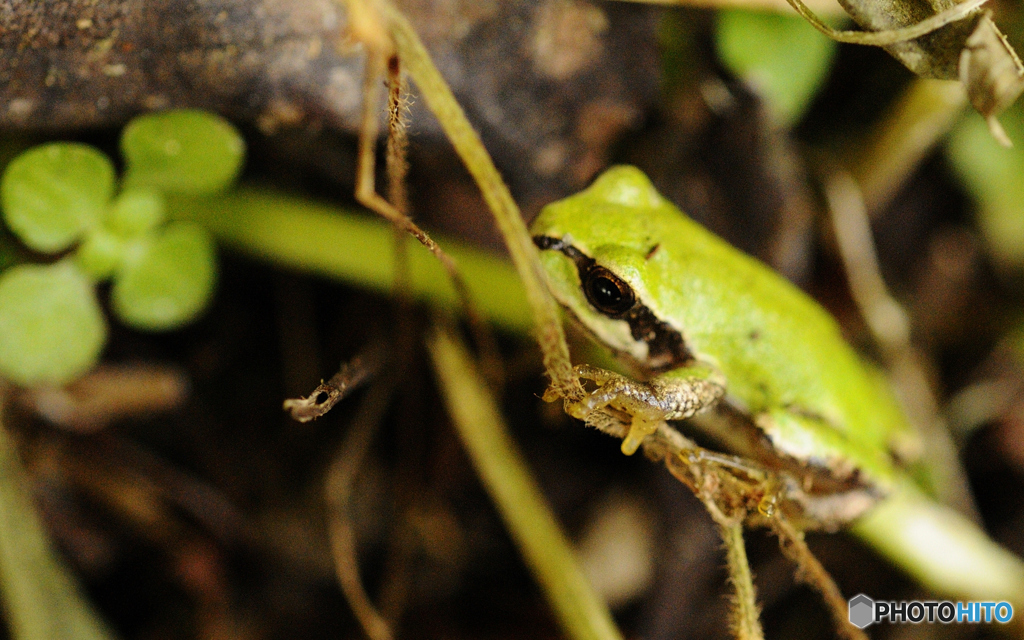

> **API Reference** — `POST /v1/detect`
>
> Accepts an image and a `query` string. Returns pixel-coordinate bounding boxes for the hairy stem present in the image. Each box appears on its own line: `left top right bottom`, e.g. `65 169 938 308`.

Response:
381 1 582 400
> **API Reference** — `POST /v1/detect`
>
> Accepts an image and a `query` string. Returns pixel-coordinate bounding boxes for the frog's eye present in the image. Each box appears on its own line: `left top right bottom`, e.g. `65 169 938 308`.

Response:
583 267 635 316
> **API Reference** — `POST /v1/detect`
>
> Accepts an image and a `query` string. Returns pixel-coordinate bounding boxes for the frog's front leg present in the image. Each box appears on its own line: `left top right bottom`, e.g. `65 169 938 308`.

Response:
567 363 726 455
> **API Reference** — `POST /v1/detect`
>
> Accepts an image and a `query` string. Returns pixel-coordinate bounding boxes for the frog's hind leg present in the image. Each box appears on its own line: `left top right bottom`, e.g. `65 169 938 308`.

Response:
753 407 891 492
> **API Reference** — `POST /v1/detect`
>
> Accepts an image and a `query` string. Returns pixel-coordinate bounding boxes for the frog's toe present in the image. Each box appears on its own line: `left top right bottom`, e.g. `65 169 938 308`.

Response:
620 416 659 456
621 430 645 456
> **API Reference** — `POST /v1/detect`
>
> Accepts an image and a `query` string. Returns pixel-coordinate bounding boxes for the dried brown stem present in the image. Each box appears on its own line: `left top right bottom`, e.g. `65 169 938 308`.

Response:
283 343 386 422
617 0 843 15
355 52 471 304
782 0 988 46
645 421 768 640
585 414 863 640
769 517 869 640
323 379 398 640
385 55 410 222
378 2 581 399
361 47 504 388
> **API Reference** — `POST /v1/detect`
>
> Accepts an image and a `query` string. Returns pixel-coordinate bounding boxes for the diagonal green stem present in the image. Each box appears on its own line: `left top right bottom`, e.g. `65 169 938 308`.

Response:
427 325 622 640
381 2 582 400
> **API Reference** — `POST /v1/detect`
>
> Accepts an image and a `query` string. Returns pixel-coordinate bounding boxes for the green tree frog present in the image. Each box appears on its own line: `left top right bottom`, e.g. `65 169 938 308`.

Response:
530 165 1024 600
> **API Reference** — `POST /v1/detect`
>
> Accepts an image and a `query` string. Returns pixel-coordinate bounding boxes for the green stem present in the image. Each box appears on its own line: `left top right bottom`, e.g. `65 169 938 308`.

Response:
166 188 532 333
853 481 1024 606
383 2 582 399
710 513 764 640
427 325 622 640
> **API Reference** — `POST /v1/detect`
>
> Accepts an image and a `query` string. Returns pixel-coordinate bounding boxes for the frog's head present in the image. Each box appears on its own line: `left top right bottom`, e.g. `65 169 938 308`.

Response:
530 166 692 372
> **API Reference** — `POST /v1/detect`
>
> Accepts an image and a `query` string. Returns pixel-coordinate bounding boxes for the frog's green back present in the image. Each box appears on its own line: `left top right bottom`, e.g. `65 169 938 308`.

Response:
532 166 912 484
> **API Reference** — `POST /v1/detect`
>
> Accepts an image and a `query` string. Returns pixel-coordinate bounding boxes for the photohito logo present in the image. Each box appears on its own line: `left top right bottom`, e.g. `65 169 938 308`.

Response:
848 594 1014 629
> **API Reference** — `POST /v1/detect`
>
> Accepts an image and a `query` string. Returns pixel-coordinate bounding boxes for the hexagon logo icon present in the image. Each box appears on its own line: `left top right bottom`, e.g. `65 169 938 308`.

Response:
849 594 875 629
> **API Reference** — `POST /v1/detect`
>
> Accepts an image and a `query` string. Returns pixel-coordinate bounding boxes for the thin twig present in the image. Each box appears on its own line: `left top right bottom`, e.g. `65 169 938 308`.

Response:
769 517 870 640
652 423 768 640
354 51 457 268
379 60 419 626
283 343 386 422
323 379 398 640
385 55 410 219
385 54 414 316
782 0 987 46
359 47 505 390
384 57 505 387
378 1 582 401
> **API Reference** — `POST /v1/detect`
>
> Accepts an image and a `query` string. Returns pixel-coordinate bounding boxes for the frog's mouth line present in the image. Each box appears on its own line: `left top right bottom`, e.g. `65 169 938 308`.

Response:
533 234 694 373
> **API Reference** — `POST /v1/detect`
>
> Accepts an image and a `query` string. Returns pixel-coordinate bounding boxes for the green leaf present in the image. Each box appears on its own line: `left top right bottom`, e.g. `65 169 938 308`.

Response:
947 106 1024 267
107 188 166 238
0 261 106 386
121 110 245 195
0 143 115 253
715 10 837 127
112 222 216 330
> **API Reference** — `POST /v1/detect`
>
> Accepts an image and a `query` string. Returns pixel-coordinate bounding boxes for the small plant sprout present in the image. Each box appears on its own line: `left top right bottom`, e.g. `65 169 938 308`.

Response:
0 109 245 387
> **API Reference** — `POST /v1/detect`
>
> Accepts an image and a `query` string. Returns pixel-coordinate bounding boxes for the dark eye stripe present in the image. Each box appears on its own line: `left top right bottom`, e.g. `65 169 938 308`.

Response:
533 234 694 372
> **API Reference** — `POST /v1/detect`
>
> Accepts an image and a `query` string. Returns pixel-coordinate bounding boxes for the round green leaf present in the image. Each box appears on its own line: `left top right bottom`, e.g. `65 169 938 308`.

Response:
1 143 115 252
716 10 837 127
112 222 216 330
0 261 106 386
121 110 245 195
107 188 166 237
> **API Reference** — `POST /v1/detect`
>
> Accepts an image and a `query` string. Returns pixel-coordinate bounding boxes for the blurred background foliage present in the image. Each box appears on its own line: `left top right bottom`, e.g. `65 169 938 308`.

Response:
3 1 1024 639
